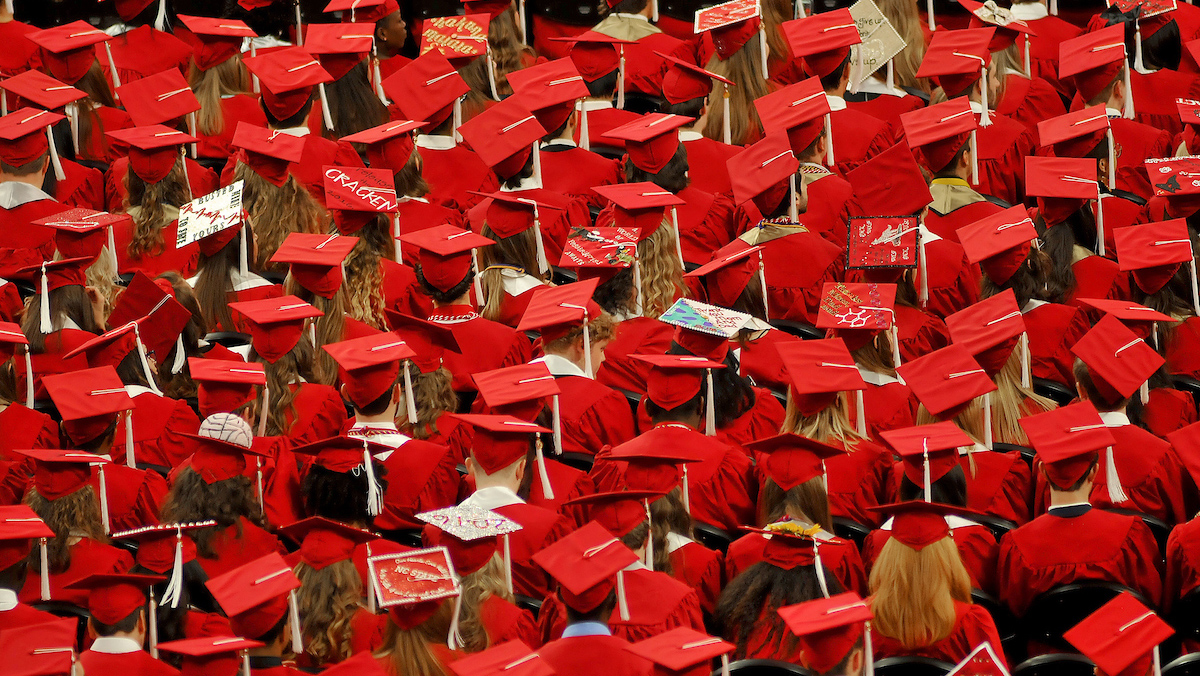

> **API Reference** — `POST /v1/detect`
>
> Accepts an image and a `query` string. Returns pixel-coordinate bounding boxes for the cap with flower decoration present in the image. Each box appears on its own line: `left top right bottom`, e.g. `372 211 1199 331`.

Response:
737 522 830 573
401 224 493 296
881 423 974 500
1072 314 1164 408
458 96 546 180
242 47 333 121
116 69 200 128
384 310 460 374
507 58 589 135
229 296 324 364
956 205 1038 285
176 15 258 72
0 617 77 676
1060 25 1132 118
602 113 692 174
896 344 997 421
532 520 639 618
188 359 266 418
917 28 995 124
944 289 1028 379
727 133 800 219
1113 219 1196 298
625 628 735 676
157 636 265 676
695 0 766 71
269 233 359 299
743 432 848 491
106 125 196 184
324 0 400 23
0 70 84 112
205 552 304 653
901 97 978 179
782 9 862 79
230 123 305 187
26 21 112 86
1019 401 1116 489
1064 592 1174 676
366 547 461 643
342 119 427 175
0 108 66 181
778 592 873 676
775 338 867 418
382 52 469 129
449 640 554 676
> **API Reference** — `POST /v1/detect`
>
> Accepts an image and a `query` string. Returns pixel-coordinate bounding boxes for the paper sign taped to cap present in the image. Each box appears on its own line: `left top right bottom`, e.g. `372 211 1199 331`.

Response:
323 166 399 213
176 180 244 248
659 297 752 338
1105 0 1177 18
945 642 1010 676
847 216 919 269
849 0 905 89
420 14 489 59
694 0 761 33
560 227 638 268
367 547 459 607
415 505 523 541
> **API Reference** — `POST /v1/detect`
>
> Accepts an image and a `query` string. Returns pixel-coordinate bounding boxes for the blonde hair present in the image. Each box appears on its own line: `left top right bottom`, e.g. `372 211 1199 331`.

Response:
342 214 391 330
701 34 771 146
376 600 454 676
637 224 686 318
400 367 459 438
991 44 1026 112
124 156 190 259
296 559 363 666
81 250 117 320
189 58 250 137
235 163 330 271
878 0 930 92
457 555 511 653
477 224 547 322
915 399 986 444
869 536 972 648
990 350 1054 445
782 391 867 447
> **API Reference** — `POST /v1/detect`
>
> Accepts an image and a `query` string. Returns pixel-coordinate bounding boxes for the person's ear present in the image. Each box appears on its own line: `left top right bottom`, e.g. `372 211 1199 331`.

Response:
515 457 527 481
1087 462 1099 482
465 456 476 476
848 647 865 676
391 382 402 405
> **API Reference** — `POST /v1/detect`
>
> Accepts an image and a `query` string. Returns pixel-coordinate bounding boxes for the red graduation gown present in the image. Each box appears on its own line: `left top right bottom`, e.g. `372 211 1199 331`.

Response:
91 462 169 533
922 233 983 320
426 304 532 393
828 104 891 176
80 647 179 676
923 197 1004 245
996 74 1066 132
0 602 58 633
278 383 347 447
1166 516 1200 611
1140 387 1199 439
110 217 201 278
682 135 740 197
492 500 572 599
713 387 785 450
1129 69 1200 139
538 634 654 676
467 189 592 265
539 143 623 211
0 280 23 324
845 89 926 128
596 316 674 395
1022 301 1090 387
96 25 192 84
668 536 724 616
54 158 104 211
19 537 133 606
870 600 1005 667
373 438 460 531
996 506 1162 616
741 221 845 325
725 528 868 596
195 94 269 160
0 20 39 85
412 137 498 212
596 186 735 267
0 404 59 459
480 594 541 648
1167 317 1200 380
395 198 466 269
851 375 919 439
573 106 643 151
895 304 951 362
737 329 800 393
549 372 638 457
113 389 201 469
77 106 135 165
105 156 219 214
802 170 857 247
862 519 1000 595
195 517 285 579
1109 116 1173 202
24 328 93 402
525 456 596 514
961 450 1033 525
1067 254 1134 308
1017 18 1082 97
539 566 704 643
0 190 61 277
974 112 1037 205
825 438 895 528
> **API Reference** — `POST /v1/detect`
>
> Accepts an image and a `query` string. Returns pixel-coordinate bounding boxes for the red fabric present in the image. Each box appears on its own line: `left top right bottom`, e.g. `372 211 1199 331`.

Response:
0 20 39 85
1128 69 1200 139
573 107 643 150
54 158 105 211
0 282 23 324
110 215 201 278
737 329 801 393
425 305 533 393
962 451 1033 526
22 329 93 403
669 539 724 616
538 634 654 676
997 507 1163 616
75 106 135 164
0 198 62 278
829 106 892 176
803 173 858 247
526 456 595 514
80 649 178 676
1109 117 1173 202
922 236 982 320
539 145 623 211
552 374 638 457
195 94 269 160
894 304 951 362
1142 387 1199 439
597 317 675 395
465 281 543 329
740 222 845 325
973 112 1037 205
923 199 1004 245
851 379 919 441
1166 516 1200 612
0 603 58 634
539 567 704 643
88 463 169 533
395 199 466 269
821 438 894 528
18 537 133 606
467 189 593 268
0 404 60 460
997 75 1066 132
862 522 999 595
223 134 363 204
95 26 192 86
1167 317 1200 380
1023 302 1090 387
194 517 286 579
682 136 740 197
870 600 1006 667
712 387 786 450
594 186 736 267
278 383 349 447
1019 19 1082 97
413 142 498 212
374 438 460 531
480 593 541 648
381 258 434 321
494 501 572 599
846 92 926 129
725 529 867 596
1067 255 1135 309
112 391 201 469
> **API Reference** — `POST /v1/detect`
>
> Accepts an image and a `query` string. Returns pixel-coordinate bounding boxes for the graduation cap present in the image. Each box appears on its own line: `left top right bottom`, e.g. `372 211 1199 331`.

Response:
449 640 554 676
557 226 639 287
775 337 867 423
32 208 125 268
726 133 801 220
743 432 848 492
895 344 997 426
419 505 522 594
815 281 901 367
105 125 195 184
0 107 65 181
866 500 975 550
182 424 264 485
323 165 398 236
778 592 874 676
231 122 305 188
475 190 563 274
1113 219 1197 307
111 521 217 613
14 257 89 335
602 113 691 174
64 321 165 402
1027 155 1107 252
400 224 493 298
657 51 736 142
421 13 498 99
116 69 201 132
754 77 831 165
472 362 561 448
956 205 1038 285
324 0 399 23
342 118 427 175
453 413 555 499
916 28 996 126
684 240 766 310
900 97 978 183
1038 106 1115 187
1072 314 1163 414
531 520 639 619
366 547 463 646
945 642 1009 676
660 297 750 362
188 359 266 418
1018 401 1117 490
0 70 84 112
0 617 77 676
157 636 264 676
323 331 415 412
962 0 1036 69
591 183 686 261
944 289 1029 383
738 522 828 575
269 232 359 299
517 279 603 375
631 354 726 436
242 47 333 122
206 552 304 654
304 22 377 128
1059 25 1133 120
107 271 193 372
176 15 258 73
42 365 135 462
229 295 324 364
1146 155 1200 219
694 0 767 73
783 9 862 83
458 95 547 180
291 437 390 516
625 628 735 676
507 57 589 135
279 516 377 570
384 311 461 374
63 573 165 627
382 52 469 130
880 423 974 501
1064 592 1174 676
26 21 113 87
0 506 53 606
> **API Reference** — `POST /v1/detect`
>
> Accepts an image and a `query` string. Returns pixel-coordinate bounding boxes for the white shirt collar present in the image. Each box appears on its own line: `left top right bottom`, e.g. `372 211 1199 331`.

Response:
416 134 456 150
678 130 704 142
614 12 650 21
857 364 899 386
623 559 649 572
274 125 309 137
1099 410 1131 427
499 174 544 191
462 485 525 511
0 588 16 612
1049 500 1091 510
825 94 847 111
124 384 157 398
1009 2 1048 19
666 531 693 554
349 421 412 454
1105 107 1123 119
231 268 273 292
89 637 144 654
532 353 587 378
855 78 908 98
398 195 430 204
542 138 578 149
918 222 942 244
0 181 54 209
968 100 985 115
578 100 613 112
493 268 545 296
1022 298 1048 312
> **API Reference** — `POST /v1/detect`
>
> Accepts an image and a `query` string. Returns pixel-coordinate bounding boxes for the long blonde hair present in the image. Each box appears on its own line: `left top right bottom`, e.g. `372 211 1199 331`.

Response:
477 224 547 322
991 44 1026 111
869 536 972 648
296 559 363 666
375 600 455 676
782 391 867 448
189 58 250 137
989 350 1054 445
701 33 770 145
235 163 330 271
457 555 511 653
637 223 686 318
341 214 391 330
877 0 930 92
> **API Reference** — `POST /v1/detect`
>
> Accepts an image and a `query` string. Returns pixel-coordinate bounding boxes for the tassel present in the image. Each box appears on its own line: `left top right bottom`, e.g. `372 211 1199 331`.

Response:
722 85 732 145
363 443 382 516
616 570 630 621
39 538 49 601
759 258 770 320
759 24 769 75
824 113 835 166
795 0 807 17
373 52 388 105
617 47 626 110
1106 129 1117 188
503 534 513 595
180 149 193 202
46 128 64 181
979 65 991 127
634 259 644 317
1134 21 1145 73
579 102 590 151
890 326 901 370
582 319 593 378
1 0 8 18
251 44 259 94
1192 260 1200 316
66 103 79 156
864 622 875 676
1020 332 1031 388
855 389 867 437
532 143 542 187
393 214 403 263
1154 646 1162 676
256 457 264 510
295 1 304 46
1105 446 1129 503
922 444 932 502
813 540 830 598
239 225 249 277
926 0 935 31
486 50 500 102
532 214 550 274
447 595 463 650
148 590 159 658
104 42 121 93
308 321 316 350
453 97 463 144
681 465 691 514
153 0 167 31
534 435 554 499
551 394 562 454
721 655 730 676
650 0 658 22
983 392 992 450
886 60 894 91
848 45 863 95
471 250 484 307
970 130 979 185
366 550 377 612
319 84 334 131
1096 191 1105 257
788 174 799 222
519 0 528 43
403 361 418 426
704 369 716 436
133 325 163 395
163 530 185 607
125 410 135 468
1123 64 1134 119
98 464 110 534
1153 323 1159 351
259 385 269 437
242 651 252 676
1023 38 1031 75
187 113 197 159
289 589 303 654
643 499 653 570
171 335 186 374
1140 380 1150 405
23 345 34 409
671 207 684 266
109 225 119 274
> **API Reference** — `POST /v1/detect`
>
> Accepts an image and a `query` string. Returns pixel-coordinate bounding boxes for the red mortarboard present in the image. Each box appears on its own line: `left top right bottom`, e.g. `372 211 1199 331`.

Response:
64 321 143 370
472 362 559 419
32 207 127 263
516 279 602 343
367 547 460 629
815 281 897 332
188 359 266 417
900 97 976 173
1113 219 1194 294
304 23 373 80
324 0 400 23
895 344 997 420
418 505 522 577
602 113 691 173
1078 298 1174 324
659 51 734 104
961 0 1036 50
457 96 546 178
342 119 426 174
531 520 638 612
229 295 324 363
740 522 823 570
743 432 847 490
684 239 762 308
1063 592 1174 676
401 224 494 293
1178 97 1200 127
1146 156 1200 217
107 271 193 360
1071 314 1164 403
242 47 332 120
157 636 265 676
624 628 735 675
382 52 469 128
776 337 866 416
449 640 555 676
184 430 263 485
0 321 27 367
116 69 201 127
462 0 513 19
205 552 301 640
956 205 1037 285
279 517 376 570
845 141 932 217
26 21 111 85
1038 105 1110 158
419 14 491 61
507 58 589 133
0 506 53 571
105 125 195 184
558 226 638 283
323 331 414 408
782 9 862 78
320 652 391 676
555 32 628 82
0 108 60 168
111 521 213 578
231 122 305 187
0 70 84 111
0 618 77 676
631 354 726 410
384 311 460 373
113 0 160 21
727 132 799 212
916 28 995 97
1018 401 1116 489
694 0 763 61
175 15 258 72
10 448 108 502
42 366 133 446
270 232 359 298
291 436 388 474
591 183 683 236
15 256 89 295
778 592 872 675
881 422 973 490
1059 25 1128 103
754 78 829 157
63 573 165 625
476 190 566 243
453 413 550 473
324 165 398 235
867 500 971 550
944 290 1026 377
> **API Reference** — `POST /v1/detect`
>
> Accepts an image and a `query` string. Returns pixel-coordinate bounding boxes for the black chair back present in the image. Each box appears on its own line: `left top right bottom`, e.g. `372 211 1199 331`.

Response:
1022 583 1146 652
1011 653 1094 676
203 331 253 349
1032 378 1075 406
967 513 1018 542
722 658 816 676
768 320 825 340
514 594 542 618
1164 653 1200 676
32 601 90 649
555 452 595 473
872 656 955 676
1168 589 1200 642
832 517 871 551
693 522 737 554
971 589 1021 662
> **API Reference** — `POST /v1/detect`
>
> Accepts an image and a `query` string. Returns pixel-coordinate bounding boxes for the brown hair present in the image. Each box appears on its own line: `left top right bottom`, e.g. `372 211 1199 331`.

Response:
284 277 348 386
191 231 245 332
155 271 209 400
234 163 330 271
456 555 510 653
403 367 458 439
869 536 972 648
124 155 190 259
543 311 618 353
758 476 834 531
319 62 389 142
74 62 119 161
477 223 548 322
160 467 265 558
395 149 430 199
342 214 391 330
782 391 867 448
990 350 1054 444
296 559 363 666
375 600 455 676
457 7 531 99
245 342 312 437
25 486 106 573
21 285 102 353
189 57 251 137
701 34 770 146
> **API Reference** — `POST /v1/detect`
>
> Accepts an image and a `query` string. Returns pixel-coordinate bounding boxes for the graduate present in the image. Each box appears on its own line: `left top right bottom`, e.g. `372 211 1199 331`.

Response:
383 311 473 450
98 0 193 86
70 573 175 676
205 552 308 675
0 107 69 277
660 53 741 197
777 593 874 676
0 506 58 632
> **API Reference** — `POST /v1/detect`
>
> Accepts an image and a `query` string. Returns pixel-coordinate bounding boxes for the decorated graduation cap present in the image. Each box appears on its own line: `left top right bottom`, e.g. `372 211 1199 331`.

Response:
783 9 863 92
421 14 499 100
896 343 997 426
418 505 522 594
659 51 736 143
1038 106 1116 187
366 547 463 647
661 297 749 364
401 224 493 302
182 415 263 485
383 52 470 131
42 365 135 466
881 423 973 500
945 289 1029 386
754 78 832 165
815 281 902 368
14 256 88 335
206 552 304 654
957 205 1038 285
0 506 52 607
111 520 217 616
517 279 603 375
324 331 416 415
962 0 1037 68
558 226 639 290
229 295 324 363
900 97 978 183
1019 401 1116 490
458 95 547 180
1072 314 1164 414
455 413 555 499
176 15 258 73
917 28 996 126
384 310 461 374
592 182 686 263
27 20 113 87
323 165 399 237
1065 592 1174 676
157 636 265 676
280 517 377 570
507 57 589 136
342 119 427 175
727 133 801 221
1113 220 1197 312
775 338 867 427
231 122 305 187
291 437 390 516
1060 24 1134 120
0 107 65 181
106 125 196 185
684 239 767 314
188 358 266 418
0 617 77 676
33 207 125 269
779 592 874 676
242 47 333 122
625 628 735 676
738 522 831 581
532 520 638 619
744 432 847 492
1146 155 1200 218
270 232 359 299
695 0 767 74
449 640 554 676
472 362 562 450
602 113 691 174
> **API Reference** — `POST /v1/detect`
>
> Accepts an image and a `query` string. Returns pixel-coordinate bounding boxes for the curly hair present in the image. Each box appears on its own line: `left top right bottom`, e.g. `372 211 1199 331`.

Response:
160 467 265 559
156 271 209 400
24 486 107 573
235 162 330 271
124 155 191 259
244 343 312 437
715 561 840 659
376 599 455 676
637 224 686 318
403 367 458 438
456 7 531 99
284 276 347 386
296 559 364 666
457 554 510 653
342 214 391 330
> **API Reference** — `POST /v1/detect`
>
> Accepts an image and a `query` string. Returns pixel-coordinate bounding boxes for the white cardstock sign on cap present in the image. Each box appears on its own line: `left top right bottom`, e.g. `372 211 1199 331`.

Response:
415 505 523 541
659 297 753 338
367 546 460 607
849 0 905 88
176 180 244 248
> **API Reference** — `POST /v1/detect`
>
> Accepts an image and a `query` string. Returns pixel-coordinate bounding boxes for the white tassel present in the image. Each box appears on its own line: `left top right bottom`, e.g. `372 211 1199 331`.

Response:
133 325 163 395
1096 191 1105 257
447 594 463 650
983 392 992 450
551 394 562 454
153 0 167 31
582 319 593 378
1123 64 1134 119
617 47 626 110
256 457 264 510
319 84 334 131
66 103 78 156
864 621 875 676
403 361 418 426
886 60 895 91
681 465 691 514
363 444 382 517
289 589 303 654
788 174 799 222
634 259 644 317
109 225 119 275
98 464 110 534
532 143 542 188
38 266 50 334
813 540 830 598
532 215 549 275
163 530 184 608
643 499 654 570
1023 39 1031 75
927 0 935 31
39 538 49 601
795 0 807 17
1020 332 1031 388
486 51 500 102
824 113 835 166
373 52 388 105
242 651 252 676
503 534 513 595
1140 380 1150 405
251 44 259 94
294 1 304 46
616 570 630 621
918 237 929 307
849 45 863 95
671 207 684 266
125 410 135 468
650 0 658 21
704 369 716 436
759 259 770 321
1154 646 1162 676
759 24 769 74
1106 129 1117 188
46 128 64 181
453 97 463 144
979 65 991 127
308 321 316 350
471 249 483 307
258 385 269 437
1134 22 1145 73
180 149 193 202
519 0 528 43
187 113 197 159
171 335 186 374
104 42 122 93
393 214 403 263
969 130 979 185
239 225 249 277
148 591 159 658
721 655 730 676
23 345 34 409
534 435 554 499
579 103 590 151
722 86 732 145
1105 446 1129 503
922 447 931 502
855 389 867 437
1049 0 1057 14
890 326 901 370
